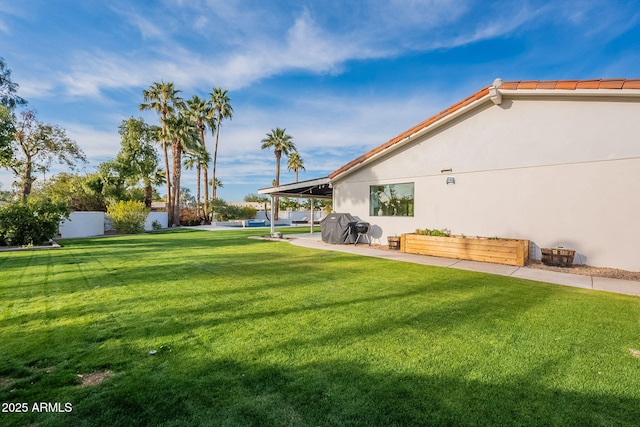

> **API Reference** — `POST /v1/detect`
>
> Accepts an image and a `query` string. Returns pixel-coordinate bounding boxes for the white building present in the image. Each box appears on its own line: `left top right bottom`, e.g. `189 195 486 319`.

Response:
261 79 640 271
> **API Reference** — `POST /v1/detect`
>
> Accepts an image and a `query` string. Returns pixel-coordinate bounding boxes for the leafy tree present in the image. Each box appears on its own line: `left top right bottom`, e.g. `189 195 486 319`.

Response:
210 87 232 200
0 58 27 110
279 197 299 211
244 193 269 203
302 198 332 214
140 81 183 224
0 106 15 164
96 160 129 205
115 117 163 208
260 127 296 219
31 172 105 211
0 183 15 204
0 109 85 200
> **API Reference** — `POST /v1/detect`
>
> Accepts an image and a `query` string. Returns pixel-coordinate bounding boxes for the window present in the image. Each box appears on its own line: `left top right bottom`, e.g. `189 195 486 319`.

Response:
369 183 414 216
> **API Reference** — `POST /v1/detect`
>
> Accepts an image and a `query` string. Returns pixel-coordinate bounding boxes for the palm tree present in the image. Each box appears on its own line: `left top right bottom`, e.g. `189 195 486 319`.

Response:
260 128 296 219
185 95 215 221
209 177 223 192
140 81 183 224
164 113 199 226
183 146 210 218
210 87 233 200
287 152 305 210
287 152 305 183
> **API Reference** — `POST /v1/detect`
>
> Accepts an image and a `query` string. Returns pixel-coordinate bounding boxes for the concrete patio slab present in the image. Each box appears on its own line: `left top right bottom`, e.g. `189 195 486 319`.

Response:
448 260 520 276
592 277 640 296
510 268 593 289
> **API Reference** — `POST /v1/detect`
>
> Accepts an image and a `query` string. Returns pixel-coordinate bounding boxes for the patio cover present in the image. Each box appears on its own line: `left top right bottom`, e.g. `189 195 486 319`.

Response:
258 177 332 235
257 177 332 199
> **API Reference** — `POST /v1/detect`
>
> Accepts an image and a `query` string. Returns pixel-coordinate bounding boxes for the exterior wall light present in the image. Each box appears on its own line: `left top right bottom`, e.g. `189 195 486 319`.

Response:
446 176 455 185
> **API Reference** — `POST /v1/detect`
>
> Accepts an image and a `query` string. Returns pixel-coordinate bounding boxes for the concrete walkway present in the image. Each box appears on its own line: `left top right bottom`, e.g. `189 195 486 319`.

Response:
285 233 640 297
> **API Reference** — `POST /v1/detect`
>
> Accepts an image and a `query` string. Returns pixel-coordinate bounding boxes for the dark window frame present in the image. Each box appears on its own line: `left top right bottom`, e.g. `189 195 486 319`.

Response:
369 182 414 217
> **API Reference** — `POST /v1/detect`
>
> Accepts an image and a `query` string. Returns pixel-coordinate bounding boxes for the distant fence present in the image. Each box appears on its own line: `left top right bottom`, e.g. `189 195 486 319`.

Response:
254 210 325 223
59 212 105 238
59 211 169 238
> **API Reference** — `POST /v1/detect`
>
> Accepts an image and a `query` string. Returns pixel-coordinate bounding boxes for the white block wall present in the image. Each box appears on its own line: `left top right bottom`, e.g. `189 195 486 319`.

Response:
145 212 168 230
59 212 105 238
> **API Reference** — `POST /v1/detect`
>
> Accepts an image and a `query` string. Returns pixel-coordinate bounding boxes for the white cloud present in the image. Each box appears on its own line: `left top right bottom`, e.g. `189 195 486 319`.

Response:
11 78 55 100
61 122 122 159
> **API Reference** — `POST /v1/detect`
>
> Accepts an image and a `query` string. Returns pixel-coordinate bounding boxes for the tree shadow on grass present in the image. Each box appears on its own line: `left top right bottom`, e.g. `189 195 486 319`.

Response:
30 356 640 427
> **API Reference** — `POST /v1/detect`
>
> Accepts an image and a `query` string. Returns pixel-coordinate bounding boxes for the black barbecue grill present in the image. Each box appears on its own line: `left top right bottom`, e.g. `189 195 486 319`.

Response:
354 221 370 245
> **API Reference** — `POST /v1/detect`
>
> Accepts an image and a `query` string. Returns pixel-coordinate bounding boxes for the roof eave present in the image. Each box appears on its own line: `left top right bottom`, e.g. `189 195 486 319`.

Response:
499 88 640 98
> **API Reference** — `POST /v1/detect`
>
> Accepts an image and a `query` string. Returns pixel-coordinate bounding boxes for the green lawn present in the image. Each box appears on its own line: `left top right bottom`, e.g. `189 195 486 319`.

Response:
1 229 639 426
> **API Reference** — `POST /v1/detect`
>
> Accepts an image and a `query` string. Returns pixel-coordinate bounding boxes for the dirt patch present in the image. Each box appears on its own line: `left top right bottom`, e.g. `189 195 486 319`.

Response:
77 370 114 387
0 377 17 390
525 260 640 282
367 244 640 282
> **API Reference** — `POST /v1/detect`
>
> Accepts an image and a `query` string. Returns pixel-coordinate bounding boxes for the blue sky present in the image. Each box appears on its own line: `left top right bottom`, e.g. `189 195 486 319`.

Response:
1 0 639 201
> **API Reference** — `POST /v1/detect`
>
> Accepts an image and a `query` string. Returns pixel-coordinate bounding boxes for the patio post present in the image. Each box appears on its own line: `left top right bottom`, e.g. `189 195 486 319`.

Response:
310 198 315 235
270 195 275 235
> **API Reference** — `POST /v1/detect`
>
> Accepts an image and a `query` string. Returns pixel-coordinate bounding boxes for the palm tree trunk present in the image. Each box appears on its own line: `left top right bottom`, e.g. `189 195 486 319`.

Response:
172 143 182 227
203 167 210 223
162 139 173 225
295 169 299 210
144 183 152 209
274 151 281 220
198 126 210 223
196 161 201 219
212 123 221 200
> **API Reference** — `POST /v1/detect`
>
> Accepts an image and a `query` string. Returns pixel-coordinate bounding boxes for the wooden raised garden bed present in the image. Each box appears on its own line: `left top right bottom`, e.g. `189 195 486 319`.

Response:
401 234 530 266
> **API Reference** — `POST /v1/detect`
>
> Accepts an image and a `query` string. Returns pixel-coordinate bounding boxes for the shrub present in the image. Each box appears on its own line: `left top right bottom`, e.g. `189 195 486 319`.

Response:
107 201 149 234
179 208 201 226
0 199 69 246
237 206 257 220
415 227 451 237
208 199 257 221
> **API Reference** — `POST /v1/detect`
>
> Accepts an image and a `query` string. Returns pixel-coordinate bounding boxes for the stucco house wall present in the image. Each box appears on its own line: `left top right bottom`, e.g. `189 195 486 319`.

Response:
333 94 640 271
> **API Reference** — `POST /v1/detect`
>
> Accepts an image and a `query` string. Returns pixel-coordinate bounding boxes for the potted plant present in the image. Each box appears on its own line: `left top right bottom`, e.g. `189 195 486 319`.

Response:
541 247 575 267
387 235 401 250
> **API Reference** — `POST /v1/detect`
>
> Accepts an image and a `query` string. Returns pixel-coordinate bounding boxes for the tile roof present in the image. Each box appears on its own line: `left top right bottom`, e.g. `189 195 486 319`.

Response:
329 78 640 180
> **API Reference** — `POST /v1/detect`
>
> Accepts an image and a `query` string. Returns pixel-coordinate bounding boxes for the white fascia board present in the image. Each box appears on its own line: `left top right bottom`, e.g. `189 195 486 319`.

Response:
499 89 640 98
